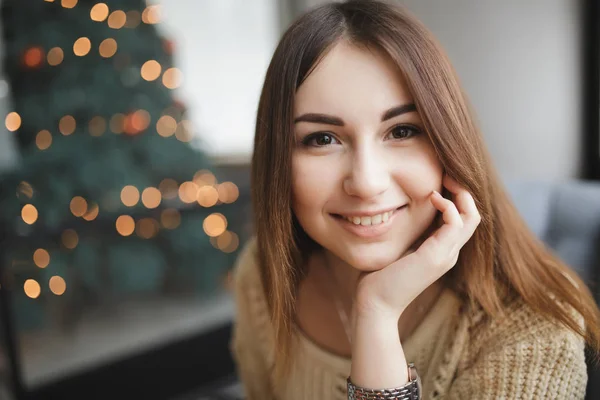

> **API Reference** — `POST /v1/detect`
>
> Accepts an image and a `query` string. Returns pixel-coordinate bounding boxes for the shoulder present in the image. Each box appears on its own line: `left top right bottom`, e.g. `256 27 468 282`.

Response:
230 236 274 342
231 236 261 291
231 237 273 326
465 295 586 365
446 298 588 399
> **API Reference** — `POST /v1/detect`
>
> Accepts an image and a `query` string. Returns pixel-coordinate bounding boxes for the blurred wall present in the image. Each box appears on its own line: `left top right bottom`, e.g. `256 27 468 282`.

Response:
298 0 584 181
160 0 279 160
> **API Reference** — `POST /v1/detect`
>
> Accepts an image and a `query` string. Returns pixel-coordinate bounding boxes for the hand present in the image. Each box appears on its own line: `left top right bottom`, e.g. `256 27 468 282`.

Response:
353 174 481 319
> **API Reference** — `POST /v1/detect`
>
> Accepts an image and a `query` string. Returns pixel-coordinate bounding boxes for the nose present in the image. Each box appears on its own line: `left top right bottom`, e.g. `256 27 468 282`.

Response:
343 145 390 199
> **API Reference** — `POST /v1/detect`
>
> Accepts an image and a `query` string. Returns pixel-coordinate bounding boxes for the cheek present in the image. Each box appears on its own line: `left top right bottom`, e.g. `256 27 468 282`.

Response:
393 146 444 198
291 155 335 214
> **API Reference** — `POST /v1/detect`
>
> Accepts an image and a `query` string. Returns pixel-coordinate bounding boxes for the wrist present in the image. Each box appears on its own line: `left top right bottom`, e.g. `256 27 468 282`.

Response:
350 310 408 388
353 301 404 325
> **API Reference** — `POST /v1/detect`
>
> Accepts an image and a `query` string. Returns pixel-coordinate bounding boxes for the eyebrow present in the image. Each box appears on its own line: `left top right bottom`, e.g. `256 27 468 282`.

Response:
293 103 417 126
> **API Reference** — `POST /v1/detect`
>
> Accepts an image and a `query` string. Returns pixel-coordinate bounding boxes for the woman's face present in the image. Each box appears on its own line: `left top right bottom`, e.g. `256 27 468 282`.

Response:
291 42 444 271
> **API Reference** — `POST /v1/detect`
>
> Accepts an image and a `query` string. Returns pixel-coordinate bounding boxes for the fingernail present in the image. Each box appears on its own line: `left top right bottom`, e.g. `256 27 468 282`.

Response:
432 190 441 197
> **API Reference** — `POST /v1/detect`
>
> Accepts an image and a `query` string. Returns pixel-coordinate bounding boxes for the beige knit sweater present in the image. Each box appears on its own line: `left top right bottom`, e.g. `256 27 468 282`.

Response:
230 239 588 399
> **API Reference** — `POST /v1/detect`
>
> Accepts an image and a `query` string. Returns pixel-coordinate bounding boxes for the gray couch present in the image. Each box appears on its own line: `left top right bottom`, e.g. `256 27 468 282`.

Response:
506 179 600 399
506 180 600 286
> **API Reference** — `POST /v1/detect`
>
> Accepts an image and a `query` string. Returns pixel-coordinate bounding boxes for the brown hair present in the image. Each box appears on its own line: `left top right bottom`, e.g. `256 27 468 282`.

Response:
251 0 600 383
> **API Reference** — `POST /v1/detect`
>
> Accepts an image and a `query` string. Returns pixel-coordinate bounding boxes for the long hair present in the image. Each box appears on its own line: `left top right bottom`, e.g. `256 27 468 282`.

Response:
251 0 600 383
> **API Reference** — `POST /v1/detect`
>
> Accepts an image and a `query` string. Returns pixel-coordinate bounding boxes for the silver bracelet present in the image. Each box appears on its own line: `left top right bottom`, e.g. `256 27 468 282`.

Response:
347 363 422 400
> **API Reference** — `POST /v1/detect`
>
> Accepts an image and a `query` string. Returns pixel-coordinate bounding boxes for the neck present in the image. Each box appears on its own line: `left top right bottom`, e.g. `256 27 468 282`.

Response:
321 250 361 304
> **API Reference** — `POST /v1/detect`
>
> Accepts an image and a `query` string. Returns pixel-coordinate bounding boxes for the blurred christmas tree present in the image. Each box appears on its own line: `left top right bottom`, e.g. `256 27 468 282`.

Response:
0 0 242 330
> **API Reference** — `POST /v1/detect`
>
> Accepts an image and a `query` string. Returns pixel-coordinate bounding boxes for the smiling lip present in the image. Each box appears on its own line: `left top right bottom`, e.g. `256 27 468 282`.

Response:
332 205 406 238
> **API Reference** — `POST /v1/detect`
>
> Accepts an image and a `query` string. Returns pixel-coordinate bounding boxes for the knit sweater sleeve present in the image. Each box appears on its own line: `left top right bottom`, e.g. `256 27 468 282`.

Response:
446 306 587 400
229 238 276 400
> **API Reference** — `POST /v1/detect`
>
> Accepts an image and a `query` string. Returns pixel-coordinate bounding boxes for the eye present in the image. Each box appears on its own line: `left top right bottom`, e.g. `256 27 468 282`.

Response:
387 124 422 140
301 132 340 147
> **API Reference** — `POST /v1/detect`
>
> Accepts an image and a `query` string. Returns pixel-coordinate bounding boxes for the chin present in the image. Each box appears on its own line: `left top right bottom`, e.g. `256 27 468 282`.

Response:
341 248 405 272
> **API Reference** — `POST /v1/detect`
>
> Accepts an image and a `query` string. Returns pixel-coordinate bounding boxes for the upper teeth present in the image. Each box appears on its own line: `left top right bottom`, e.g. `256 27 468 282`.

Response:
344 211 393 226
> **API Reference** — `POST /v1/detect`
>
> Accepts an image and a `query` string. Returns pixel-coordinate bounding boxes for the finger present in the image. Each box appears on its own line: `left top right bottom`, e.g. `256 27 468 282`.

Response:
427 190 476 255
430 190 463 229
454 190 481 228
426 220 461 254
400 232 458 283
425 193 464 256
442 175 481 227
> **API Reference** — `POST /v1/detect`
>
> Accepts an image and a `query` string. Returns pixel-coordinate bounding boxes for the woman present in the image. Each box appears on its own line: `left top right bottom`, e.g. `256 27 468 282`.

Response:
230 1 600 399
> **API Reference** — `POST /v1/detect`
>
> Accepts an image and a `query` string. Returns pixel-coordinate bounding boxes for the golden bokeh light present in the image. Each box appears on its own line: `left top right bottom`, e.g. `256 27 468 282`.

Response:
61 0 78 8
125 10 141 28
110 113 125 133
59 115 76 135
108 10 126 29
178 181 199 204
175 120 193 142
17 181 34 199
21 204 38 225
89 116 106 136
156 115 177 137
121 185 140 207
62 229 79 249
83 202 99 221
24 47 44 68
70 196 88 217
217 182 239 204
90 3 109 21
217 231 239 253
193 170 217 186
203 213 227 237
158 178 178 199
141 187 161 209
99 38 117 58
49 276 67 295
73 37 91 56
36 130 52 150
141 60 161 81
136 218 159 239
142 5 161 24
47 47 64 66
125 109 150 134
160 209 181 230
197 185 218 207
5 112 21 132
216 231 233 249
24 279 41 299
33 249 50 269
116 215 135 236
162 68 182 89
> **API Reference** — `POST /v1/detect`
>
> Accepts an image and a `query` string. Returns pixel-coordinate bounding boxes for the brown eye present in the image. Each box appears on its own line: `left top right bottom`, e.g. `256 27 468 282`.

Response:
302 133 339 147
387 125 421 140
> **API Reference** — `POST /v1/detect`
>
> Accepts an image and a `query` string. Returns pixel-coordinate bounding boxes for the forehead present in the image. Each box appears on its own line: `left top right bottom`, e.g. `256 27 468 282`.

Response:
294 42 413 119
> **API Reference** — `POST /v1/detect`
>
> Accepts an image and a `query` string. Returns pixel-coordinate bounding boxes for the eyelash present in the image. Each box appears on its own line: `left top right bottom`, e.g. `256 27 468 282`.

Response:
300 124 422 147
